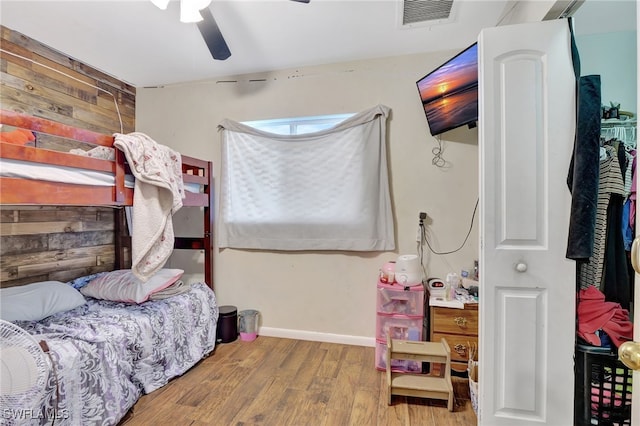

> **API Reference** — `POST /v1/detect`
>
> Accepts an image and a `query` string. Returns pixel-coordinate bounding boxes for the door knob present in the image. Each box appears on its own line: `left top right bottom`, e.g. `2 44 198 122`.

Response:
515 262 527 272
619 341 640 371
631 237 640 274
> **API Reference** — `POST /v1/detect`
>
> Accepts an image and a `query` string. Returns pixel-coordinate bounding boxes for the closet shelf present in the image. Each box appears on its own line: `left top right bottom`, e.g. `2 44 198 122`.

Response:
601 118 637 127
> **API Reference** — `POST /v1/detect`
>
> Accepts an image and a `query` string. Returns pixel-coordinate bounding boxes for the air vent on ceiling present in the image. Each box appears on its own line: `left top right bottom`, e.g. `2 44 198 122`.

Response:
401 0 454 26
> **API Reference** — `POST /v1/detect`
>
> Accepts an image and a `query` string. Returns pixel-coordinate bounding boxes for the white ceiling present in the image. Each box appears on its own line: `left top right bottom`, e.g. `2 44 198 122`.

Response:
0 0 636 88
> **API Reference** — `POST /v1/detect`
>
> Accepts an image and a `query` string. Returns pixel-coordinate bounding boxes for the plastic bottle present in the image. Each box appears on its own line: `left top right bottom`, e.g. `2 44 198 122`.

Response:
445 272 459 301
381 261 395 284
445 272 460 300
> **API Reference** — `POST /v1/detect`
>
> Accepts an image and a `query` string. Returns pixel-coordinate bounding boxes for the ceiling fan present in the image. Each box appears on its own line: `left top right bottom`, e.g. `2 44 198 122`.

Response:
151 0 310 61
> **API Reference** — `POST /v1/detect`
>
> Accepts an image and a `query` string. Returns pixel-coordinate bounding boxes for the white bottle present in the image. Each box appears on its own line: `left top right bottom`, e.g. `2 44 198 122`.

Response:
445 272 459 301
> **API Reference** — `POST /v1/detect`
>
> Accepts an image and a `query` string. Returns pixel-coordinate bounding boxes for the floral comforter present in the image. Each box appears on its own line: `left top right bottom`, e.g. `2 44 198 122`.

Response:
5 283 218 426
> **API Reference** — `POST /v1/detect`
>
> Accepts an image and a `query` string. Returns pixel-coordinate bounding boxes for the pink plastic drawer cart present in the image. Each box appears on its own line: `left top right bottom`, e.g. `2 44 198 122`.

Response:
375 280 425 372
377 282 425 316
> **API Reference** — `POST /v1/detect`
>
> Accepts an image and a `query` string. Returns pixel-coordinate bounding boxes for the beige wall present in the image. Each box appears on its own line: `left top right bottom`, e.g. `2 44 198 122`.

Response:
136 51 479 345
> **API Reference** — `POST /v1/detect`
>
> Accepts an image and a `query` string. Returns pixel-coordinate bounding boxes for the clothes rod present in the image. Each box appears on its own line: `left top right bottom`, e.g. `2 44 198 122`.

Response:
601 120 637 128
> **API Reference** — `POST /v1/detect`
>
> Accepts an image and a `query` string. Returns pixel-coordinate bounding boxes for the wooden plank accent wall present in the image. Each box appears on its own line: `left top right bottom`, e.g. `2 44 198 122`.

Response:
1 26 135 134
0 25 135 287
0 207 118 288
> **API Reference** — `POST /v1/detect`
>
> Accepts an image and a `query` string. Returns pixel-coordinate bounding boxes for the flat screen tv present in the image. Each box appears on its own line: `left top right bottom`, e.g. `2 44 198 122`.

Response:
416 43 478 136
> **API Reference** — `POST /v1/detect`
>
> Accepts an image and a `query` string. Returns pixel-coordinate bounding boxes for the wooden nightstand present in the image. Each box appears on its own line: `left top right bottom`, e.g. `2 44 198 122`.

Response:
429 302 478 373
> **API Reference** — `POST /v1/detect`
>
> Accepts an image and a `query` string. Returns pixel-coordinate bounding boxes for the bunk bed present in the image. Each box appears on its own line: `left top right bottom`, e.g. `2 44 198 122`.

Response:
0 109 214 286
0 109 217 425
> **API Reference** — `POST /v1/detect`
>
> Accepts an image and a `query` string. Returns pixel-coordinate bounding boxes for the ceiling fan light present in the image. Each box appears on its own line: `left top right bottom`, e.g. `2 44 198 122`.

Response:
180 0 205 23
150 0 170 10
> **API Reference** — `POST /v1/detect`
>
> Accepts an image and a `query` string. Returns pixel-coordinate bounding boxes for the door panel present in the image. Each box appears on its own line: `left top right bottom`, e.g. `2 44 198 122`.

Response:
479 18 576 425
633 5 639 423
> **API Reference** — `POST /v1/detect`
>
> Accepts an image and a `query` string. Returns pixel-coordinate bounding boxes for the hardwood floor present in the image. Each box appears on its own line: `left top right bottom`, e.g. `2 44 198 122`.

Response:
120 336 477 425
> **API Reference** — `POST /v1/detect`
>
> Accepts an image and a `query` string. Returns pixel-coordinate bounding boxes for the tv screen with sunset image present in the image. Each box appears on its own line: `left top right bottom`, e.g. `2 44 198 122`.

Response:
416 43 478 136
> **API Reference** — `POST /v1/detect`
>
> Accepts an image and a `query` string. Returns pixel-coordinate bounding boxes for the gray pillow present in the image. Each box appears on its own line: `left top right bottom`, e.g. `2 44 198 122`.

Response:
0 281 86 322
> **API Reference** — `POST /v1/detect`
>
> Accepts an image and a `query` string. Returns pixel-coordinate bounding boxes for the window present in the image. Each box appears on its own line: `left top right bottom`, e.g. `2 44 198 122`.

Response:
219 105 394 251
242 113 355 135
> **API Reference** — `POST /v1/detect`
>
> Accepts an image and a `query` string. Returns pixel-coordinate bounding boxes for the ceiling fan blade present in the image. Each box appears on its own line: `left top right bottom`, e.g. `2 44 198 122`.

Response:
290 0 310 3
197 7 231 61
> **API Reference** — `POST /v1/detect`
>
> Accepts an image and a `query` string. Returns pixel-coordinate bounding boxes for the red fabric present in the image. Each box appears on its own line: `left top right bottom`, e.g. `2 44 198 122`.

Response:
0 128 35 145
577 286 633 348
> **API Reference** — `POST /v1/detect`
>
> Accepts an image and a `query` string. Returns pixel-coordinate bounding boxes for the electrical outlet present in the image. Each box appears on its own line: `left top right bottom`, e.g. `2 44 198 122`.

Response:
416 211 426 243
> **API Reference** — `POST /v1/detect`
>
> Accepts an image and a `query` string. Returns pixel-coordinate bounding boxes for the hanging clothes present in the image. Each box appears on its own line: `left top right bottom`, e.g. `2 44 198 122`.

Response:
622 150 636 251
630 153 637 229
578 143 625 291
601 142 631 310
622 149 634 199
566 75 602 260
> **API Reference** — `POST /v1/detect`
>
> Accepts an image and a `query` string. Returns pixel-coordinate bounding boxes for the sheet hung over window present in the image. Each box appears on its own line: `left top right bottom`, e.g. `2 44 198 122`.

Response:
218 104 395 251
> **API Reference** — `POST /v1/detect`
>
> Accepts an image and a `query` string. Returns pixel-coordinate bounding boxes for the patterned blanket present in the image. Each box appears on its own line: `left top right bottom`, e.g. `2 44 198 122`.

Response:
114 133 185 281
8 283 218 426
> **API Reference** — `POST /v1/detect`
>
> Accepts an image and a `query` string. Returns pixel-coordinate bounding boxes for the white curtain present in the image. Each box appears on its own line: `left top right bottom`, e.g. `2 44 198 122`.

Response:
217 104 395 251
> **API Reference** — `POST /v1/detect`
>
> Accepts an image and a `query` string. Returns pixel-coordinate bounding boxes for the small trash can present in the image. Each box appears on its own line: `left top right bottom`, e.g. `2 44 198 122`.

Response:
238 309 259 342
216 305 238 343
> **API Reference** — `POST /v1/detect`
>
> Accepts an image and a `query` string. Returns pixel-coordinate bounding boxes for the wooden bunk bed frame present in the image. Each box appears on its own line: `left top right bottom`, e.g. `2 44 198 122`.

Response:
0 109 214 288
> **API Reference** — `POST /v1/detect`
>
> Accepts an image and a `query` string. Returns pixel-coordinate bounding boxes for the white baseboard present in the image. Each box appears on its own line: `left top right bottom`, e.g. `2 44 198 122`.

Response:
258 327 376 347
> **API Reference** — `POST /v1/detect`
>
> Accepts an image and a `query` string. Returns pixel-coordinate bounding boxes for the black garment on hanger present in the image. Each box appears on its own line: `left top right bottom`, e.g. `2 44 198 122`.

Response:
602 144 631 310
566 74 602 260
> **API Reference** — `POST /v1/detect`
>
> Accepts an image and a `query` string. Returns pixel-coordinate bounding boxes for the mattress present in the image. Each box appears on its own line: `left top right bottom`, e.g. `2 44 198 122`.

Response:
6 282 218 426
0 158 201 193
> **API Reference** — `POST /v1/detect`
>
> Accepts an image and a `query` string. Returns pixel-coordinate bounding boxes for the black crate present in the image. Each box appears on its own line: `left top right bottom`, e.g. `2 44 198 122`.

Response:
575 344 633 426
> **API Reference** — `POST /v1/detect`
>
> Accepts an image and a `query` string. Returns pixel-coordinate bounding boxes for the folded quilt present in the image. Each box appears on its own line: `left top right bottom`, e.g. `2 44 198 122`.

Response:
149 280 192 301
114 132 185 281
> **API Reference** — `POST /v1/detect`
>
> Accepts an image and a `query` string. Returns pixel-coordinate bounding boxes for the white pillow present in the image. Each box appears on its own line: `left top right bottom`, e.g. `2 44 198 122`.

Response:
80 269 184 304
0 281 86 322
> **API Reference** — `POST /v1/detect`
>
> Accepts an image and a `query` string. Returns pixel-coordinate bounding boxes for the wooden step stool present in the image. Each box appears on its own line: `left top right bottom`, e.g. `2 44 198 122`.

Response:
386 335 454 410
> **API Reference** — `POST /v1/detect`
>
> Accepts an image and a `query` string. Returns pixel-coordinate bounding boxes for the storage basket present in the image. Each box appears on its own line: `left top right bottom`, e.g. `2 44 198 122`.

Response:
575 344 632 426
468 359 478 416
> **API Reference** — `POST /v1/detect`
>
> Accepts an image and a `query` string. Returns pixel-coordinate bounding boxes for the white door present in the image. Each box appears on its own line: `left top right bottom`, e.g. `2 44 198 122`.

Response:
627 244 640 426
633 6 640 420
478 18 577 426
629 5 640 422
622 10 639 417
